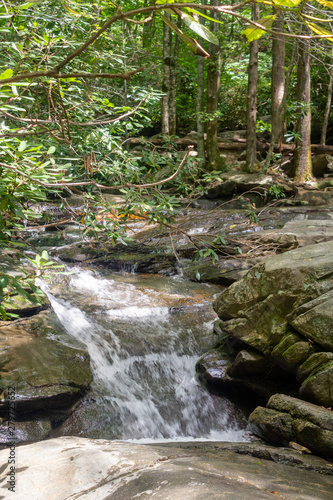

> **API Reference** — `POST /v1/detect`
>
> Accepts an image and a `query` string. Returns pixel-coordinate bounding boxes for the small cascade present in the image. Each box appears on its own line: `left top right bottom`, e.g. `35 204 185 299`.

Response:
40 270 250 442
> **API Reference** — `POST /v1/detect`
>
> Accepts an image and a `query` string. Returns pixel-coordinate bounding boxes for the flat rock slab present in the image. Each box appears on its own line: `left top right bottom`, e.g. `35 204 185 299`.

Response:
1 437 332 499
246 219 333 248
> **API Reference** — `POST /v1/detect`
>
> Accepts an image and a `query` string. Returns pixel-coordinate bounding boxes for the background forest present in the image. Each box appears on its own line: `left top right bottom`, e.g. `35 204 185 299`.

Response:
1 0 333 317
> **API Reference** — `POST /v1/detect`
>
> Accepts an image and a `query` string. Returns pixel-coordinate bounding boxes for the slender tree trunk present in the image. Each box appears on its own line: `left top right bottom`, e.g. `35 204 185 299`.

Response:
321 51 333 145
161 15 172 135
197 55 205 166
169 19 180 136
294 32 312 182
193 9 206 166
206 0 222 171
264 11 285 170
245 4 260 172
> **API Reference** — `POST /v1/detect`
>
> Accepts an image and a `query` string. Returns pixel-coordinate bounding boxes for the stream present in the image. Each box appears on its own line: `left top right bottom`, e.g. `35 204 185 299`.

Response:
41 268 251 443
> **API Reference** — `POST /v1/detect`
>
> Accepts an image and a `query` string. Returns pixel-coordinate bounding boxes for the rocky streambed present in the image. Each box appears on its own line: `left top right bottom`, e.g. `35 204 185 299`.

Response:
1 176 333 497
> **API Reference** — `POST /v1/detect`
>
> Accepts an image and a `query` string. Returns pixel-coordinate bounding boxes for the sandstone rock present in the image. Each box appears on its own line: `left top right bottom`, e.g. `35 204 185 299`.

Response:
312 154 329 178
245 219 333 249
267 394 333 430
0 311 92 418
1 436 333 499
297 352 333 381
249 394 333 458
249 406 294 444
299 361 333 407
290 296 333 351
228 350 269 377
54 240 177 275
213 241 333 406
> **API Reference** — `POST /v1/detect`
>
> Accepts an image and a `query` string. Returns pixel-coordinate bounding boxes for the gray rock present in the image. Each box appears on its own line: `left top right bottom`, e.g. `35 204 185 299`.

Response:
0 311 92 417
213 240 333 406
267 394 333 431
312 154 329 178
249 394 333 458
249 406 294 444
297 352 333 381
1 436 333 499
228 350 269 377
299 361 333 407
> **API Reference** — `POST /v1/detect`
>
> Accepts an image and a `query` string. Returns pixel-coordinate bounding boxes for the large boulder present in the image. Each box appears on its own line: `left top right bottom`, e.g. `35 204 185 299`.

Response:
249 394 333 458
211 240 333 407
0 311 92 443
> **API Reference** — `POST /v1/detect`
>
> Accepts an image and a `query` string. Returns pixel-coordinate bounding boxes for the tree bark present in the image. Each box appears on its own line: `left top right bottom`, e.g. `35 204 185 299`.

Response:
206 0 222 171
264 11 285 170
169 19 180 136
197 55 205 166
161 15 172 135
320 51 333 145
294 32 312 182
245 3 260 172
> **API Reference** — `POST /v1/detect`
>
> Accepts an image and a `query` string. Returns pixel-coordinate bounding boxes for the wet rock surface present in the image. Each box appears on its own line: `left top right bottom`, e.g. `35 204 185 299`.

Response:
53 240 177 275
0 311 92 443
1 437 332 500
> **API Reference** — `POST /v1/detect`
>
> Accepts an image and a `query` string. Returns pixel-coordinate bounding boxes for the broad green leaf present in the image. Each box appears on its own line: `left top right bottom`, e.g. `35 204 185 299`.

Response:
306 21 333 41
47 146 56 155
315 0 333 9
185 8 225 26
0 69 13 80
242 15 276 42
18 141 27 152
17 0 45 10
179 13 219 45
272 0 303 6
0 275 9 288
160 14 210 58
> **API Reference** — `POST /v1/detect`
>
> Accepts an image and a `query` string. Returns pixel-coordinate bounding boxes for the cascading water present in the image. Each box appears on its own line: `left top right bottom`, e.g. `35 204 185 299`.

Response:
40 269 251 442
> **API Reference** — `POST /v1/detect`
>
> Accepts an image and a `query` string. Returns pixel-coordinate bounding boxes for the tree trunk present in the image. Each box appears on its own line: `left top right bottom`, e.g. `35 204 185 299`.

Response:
245 4 260 172
264 11 285 170
161 15 172 135
294 32 312 182
206 0 222 172
197 55 205 166
320 52 333 145
169 19 180 136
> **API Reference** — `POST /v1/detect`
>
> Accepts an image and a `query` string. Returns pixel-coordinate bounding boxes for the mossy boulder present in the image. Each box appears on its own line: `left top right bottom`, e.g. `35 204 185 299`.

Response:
249 394 333 458
0 311 93 417
212 241 333 406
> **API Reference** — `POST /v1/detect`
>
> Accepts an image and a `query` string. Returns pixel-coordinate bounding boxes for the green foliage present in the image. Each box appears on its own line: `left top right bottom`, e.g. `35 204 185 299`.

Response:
269 184 286 199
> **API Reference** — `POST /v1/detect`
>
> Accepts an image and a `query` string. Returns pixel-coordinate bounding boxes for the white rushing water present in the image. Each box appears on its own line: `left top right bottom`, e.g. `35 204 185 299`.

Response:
40 270 251 442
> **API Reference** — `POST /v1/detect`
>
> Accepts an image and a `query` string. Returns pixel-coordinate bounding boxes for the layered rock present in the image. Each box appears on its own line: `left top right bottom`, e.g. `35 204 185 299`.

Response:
198 240 333 455
0 311 92 443
249 394 333 458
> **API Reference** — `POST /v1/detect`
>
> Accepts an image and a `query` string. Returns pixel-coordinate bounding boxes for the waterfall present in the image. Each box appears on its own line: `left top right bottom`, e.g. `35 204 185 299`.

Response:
39 270 250 442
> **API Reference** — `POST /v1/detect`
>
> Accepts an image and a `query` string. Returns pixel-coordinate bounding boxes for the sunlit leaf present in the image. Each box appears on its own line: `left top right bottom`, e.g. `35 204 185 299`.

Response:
315 0 333 8
17 0 44 10
160 13 210 58
272 0 303 6
18 141 27 152
47 146 56 155
242 15 276 42
0 69 13 80
179 13 219 45
306 21 333 41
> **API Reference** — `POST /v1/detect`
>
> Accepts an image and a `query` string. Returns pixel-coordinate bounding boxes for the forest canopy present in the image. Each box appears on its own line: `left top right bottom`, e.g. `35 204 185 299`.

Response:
1 0 333 317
